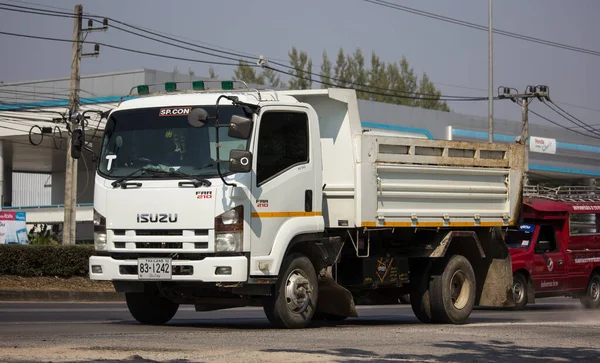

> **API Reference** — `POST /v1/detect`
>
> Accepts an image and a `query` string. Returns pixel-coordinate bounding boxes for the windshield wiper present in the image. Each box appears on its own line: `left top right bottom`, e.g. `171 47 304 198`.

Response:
111 167 211 188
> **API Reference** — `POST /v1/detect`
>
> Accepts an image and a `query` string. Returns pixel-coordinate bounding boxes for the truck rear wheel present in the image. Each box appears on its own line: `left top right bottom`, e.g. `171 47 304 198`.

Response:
429 255 476 324
580 273 600 309
513 273 528 310
410 261 433 323
263 253 319 329
125 291 179 325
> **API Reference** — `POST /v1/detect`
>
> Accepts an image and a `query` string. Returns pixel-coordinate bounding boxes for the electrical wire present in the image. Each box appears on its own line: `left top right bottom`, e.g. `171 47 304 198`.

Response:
363 0 600 57
528 107 600 141
547 100 600 134
0 3 499 100
540 101 600 137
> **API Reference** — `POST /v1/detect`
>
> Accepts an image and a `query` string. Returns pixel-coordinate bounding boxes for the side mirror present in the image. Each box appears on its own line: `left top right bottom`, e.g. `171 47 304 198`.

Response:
71 129 84 159
229 149 252 173
228 115 253 139
188 108 208 128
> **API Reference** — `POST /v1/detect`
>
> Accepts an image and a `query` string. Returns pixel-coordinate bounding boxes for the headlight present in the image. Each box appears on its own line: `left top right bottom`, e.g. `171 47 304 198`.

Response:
215 206 243 252
215 232 242 252
94 209 107 251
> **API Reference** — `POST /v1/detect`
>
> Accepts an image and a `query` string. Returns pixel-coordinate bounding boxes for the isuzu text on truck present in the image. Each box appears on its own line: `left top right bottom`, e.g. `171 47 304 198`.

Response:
507 186 600 309
72 82 525 328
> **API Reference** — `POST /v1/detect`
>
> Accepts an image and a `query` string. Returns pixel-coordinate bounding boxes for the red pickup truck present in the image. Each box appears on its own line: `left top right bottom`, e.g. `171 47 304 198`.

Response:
507 186 600 309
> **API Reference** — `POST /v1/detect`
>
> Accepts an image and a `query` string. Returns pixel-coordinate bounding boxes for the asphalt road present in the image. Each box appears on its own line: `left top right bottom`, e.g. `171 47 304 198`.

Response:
0 298 599 362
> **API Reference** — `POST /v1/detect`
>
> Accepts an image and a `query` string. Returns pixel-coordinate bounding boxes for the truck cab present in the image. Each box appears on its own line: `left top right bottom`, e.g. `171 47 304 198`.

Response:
508 186 600 309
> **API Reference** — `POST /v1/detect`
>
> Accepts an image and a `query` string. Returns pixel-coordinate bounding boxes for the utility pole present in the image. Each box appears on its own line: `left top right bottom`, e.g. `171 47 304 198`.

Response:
488 0 494 143
498 85 550 187
63 4 83 245
521 97 529 185
63 5 105 245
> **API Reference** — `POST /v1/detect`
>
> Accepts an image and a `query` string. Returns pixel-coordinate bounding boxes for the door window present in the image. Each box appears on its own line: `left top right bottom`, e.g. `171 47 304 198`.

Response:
535 225 558 254
256 111 309 185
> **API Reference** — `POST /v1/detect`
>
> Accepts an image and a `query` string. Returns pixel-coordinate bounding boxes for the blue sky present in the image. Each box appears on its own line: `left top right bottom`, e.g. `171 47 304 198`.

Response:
1 0 599 129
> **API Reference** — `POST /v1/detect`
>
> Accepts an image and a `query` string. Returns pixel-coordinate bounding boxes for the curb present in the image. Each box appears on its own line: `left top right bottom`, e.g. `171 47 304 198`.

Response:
0 290 124 302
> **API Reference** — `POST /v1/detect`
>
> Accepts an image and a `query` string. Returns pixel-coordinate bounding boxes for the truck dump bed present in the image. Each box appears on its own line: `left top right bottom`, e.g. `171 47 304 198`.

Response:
283 89 525 229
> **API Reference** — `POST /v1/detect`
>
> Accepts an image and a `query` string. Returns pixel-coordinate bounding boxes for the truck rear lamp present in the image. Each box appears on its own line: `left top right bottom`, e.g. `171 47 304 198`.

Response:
215 206 243 252
94 210 107 251
215 266 232 275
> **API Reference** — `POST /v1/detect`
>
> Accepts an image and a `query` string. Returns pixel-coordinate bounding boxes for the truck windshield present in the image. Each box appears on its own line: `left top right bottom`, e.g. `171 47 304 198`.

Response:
98 105 250 178
505 224 535 249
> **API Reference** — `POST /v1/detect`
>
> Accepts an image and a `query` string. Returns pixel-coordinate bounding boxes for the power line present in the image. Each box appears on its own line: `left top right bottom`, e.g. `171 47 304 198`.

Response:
0 3 492 100
528 108 600 141
363 0 600 57
541 101 600 137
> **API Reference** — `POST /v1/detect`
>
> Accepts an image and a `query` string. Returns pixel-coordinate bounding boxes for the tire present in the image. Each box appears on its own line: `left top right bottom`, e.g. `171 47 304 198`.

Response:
263 253 319 329
125 291 179 325
429 255 476 324
580 273 600 309
513 273 528 310
409 260 433 323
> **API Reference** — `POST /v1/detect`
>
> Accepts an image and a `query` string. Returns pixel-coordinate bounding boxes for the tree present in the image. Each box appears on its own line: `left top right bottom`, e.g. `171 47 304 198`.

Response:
188 68 195 77
208 66 218 79
350 48 368 99
233 61 264 84
333 48 350 88
261 67 284 88
414 72 449 111
288 47 312 90
368 52 388 103
320 51 332 89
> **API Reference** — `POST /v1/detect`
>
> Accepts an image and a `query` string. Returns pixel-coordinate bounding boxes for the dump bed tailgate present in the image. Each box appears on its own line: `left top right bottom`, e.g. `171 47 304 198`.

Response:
356 136 525 228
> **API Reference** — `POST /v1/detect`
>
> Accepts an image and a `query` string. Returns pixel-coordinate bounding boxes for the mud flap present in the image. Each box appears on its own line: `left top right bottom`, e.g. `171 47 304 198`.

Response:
315 267 358 318
476 227 515 308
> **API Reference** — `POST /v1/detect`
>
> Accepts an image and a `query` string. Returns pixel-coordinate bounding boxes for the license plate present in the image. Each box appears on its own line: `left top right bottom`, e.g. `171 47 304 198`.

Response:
138 258 172 280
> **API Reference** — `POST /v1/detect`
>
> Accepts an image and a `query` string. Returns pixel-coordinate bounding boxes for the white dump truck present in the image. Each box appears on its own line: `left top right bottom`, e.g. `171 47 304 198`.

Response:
76 82 524 328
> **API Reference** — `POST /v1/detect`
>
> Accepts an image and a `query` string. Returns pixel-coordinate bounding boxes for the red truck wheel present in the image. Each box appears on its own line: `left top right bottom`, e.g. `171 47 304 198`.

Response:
580 273 600 309
513 273 528 310
429 255 476 324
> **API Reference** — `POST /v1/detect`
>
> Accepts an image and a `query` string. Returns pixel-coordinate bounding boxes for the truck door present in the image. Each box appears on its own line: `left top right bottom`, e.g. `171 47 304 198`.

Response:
532 224 567 292
249 108 320 260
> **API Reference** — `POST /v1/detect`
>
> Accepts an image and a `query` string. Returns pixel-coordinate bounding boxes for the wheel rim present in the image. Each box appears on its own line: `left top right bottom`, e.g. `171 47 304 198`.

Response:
285 269 312 314
513 280 525 304
591 279 600 302
450 270 470 310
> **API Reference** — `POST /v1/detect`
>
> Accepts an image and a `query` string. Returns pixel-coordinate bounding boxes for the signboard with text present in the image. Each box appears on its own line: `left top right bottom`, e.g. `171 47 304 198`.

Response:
0 211 28 244
530 136 557 154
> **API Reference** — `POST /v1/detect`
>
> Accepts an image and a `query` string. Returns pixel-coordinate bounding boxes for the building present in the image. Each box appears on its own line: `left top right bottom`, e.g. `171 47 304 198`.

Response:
1 69 598 241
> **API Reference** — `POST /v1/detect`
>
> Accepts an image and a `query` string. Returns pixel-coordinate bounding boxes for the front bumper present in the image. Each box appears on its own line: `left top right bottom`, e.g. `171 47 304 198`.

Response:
89 255 248 282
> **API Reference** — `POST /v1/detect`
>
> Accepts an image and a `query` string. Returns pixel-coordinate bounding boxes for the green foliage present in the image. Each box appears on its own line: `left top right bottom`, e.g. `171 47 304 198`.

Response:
27 224 59 246
233 60 265 85
288 47 312 90
208 66 218 79
0 245 94 277
320 51 332 89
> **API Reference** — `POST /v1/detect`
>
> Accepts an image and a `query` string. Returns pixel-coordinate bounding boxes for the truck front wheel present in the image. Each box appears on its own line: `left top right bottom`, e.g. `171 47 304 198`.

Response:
580 273 600 309
429 255 476 324
263 253 319 329
513 273 528 310
125 291 179 325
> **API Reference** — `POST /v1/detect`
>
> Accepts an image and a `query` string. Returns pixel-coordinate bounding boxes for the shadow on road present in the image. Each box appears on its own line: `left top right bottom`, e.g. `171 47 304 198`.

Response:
263 340 600 362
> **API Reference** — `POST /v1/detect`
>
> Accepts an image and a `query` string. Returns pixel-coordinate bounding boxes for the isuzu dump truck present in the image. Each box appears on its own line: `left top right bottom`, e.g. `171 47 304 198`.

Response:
76 82 525 328
508 186 600 309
